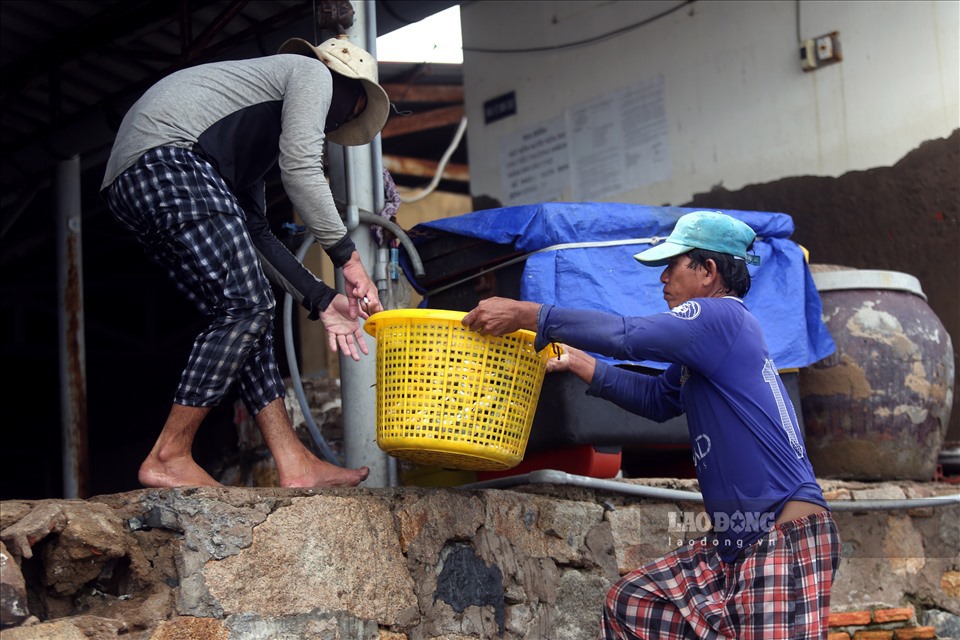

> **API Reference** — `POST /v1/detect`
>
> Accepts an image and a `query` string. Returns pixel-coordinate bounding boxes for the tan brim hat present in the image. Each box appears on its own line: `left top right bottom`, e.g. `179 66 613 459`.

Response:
278 37 390 146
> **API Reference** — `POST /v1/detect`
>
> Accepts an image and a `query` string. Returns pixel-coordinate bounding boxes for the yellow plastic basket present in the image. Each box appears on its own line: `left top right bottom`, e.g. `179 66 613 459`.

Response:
363 309 551 471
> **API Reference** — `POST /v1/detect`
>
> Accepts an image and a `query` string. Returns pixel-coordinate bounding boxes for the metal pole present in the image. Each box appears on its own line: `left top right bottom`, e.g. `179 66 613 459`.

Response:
364 10 398 487
56 155 89 498
335 0 390 486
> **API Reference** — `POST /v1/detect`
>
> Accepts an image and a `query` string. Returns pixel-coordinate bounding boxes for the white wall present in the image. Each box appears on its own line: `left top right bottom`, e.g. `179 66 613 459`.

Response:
460 0 960 207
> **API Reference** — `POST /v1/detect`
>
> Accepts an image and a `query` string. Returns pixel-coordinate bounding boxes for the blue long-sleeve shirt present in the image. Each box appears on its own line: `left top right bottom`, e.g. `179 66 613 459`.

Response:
536 297 827 561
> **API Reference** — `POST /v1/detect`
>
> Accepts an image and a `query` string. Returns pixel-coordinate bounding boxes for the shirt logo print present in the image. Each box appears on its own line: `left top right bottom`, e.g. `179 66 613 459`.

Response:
669 301 701 320
692 434 711 467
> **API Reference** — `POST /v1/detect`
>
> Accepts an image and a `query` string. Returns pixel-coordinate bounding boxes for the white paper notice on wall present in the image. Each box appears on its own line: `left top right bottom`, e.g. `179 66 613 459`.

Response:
499 76 670 206
500 116 571 206
568 75 671 201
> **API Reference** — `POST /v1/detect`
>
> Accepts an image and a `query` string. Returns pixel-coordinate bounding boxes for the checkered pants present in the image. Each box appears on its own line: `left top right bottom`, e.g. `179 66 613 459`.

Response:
602 511 841 639
104 146 286 415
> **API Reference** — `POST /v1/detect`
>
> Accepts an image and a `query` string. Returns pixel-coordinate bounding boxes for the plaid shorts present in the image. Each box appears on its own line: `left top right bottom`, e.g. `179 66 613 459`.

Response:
602 511 841 640
104 146 286 414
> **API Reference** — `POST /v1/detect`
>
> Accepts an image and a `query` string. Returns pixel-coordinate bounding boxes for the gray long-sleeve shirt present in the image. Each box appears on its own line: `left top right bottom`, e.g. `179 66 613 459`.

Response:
102 53 357 313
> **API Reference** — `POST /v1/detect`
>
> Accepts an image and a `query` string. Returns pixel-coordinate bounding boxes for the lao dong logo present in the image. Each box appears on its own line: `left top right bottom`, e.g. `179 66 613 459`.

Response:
668 510 775 535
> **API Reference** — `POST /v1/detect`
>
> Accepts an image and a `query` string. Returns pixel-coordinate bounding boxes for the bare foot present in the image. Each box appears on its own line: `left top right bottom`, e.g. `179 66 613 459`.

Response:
278 455 370 488
138 454 222 488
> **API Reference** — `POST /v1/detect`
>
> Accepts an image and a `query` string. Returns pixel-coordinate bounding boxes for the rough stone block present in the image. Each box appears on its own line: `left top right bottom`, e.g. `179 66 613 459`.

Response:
150 616 228 639
823 489 852 501
552 570 607 639
607 503 685 574
0 620 89 639
482 491 603 563
0 503 67 559
941 570 960 598
1 540 29 626
395 490 484 564
924 609 960 639
852 487 908 501
39 503 132 597
203 495 418 626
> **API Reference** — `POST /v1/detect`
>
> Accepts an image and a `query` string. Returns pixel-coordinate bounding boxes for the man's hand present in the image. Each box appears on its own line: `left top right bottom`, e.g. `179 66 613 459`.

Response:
320 293 370 361
341 251 383 318
545 343 596 384
462 297 540 336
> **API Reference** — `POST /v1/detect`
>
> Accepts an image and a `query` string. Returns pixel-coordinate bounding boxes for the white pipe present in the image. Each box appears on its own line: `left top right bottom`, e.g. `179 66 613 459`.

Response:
343 146 360 231
460 469 960 512
365 12 386 218
400 115 468 204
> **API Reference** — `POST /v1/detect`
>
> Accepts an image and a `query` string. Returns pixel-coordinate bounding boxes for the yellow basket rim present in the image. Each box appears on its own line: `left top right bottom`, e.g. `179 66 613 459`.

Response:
363 308 538 342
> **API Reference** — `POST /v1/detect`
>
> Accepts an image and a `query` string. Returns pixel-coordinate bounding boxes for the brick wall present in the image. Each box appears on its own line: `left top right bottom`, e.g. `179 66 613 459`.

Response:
828 607 938 640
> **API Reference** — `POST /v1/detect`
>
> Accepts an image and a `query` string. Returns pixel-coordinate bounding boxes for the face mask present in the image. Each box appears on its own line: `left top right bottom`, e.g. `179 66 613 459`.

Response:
325 74 366 134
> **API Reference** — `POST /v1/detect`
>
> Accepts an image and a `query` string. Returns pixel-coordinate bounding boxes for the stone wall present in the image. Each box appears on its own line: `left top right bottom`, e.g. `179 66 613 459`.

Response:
1 481 958 639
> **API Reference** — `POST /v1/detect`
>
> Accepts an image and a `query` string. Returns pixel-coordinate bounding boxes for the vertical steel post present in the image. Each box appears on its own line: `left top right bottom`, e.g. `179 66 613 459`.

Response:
56 155 89 498
335 0 390 486
364 1 399 488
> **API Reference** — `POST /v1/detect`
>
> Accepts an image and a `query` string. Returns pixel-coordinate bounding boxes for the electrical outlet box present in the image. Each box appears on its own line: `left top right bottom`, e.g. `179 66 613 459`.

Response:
800 31 842 72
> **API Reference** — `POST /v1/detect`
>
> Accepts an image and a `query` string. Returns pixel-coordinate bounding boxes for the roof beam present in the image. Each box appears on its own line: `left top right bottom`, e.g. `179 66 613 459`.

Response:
383 155 469 182
382 105 464 139
382 83 463 103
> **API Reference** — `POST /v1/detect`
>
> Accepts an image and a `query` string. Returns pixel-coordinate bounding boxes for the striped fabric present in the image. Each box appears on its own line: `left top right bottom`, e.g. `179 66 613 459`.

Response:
104 146 286 414
602 511 841 639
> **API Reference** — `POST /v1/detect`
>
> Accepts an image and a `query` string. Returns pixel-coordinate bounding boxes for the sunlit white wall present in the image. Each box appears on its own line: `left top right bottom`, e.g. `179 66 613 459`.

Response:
460 0 959 206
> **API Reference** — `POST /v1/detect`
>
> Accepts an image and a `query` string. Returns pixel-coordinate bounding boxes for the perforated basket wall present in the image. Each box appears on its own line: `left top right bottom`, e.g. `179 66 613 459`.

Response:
364 309 549 471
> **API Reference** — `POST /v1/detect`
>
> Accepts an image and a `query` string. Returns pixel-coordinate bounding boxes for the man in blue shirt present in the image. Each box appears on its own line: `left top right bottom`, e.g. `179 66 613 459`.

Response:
463 211 841 639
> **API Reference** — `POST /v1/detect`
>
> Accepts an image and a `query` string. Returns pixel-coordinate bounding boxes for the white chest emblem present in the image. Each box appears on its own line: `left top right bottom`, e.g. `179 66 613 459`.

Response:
670 301 701 320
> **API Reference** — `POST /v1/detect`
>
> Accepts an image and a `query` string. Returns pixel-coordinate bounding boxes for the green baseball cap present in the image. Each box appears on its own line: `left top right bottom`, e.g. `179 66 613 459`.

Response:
634 210 761 267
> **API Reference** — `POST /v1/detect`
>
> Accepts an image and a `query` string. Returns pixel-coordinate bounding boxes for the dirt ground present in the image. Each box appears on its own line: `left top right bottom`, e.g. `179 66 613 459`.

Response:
684 129 960 442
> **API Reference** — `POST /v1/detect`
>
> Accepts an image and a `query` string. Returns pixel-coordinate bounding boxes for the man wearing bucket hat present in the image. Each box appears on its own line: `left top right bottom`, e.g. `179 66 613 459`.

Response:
463 210 840 639
100 36 391 489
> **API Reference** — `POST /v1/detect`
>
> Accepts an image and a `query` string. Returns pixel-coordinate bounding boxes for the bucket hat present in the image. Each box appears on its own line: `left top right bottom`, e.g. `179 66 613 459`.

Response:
279 36 390 146
634 211 761 266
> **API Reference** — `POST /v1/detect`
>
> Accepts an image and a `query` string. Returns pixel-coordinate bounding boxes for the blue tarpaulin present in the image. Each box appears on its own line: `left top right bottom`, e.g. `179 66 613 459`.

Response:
402 202 835 370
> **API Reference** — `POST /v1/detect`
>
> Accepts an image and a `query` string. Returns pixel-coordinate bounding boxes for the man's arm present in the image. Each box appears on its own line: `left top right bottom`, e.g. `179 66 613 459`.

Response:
547 342 682 422
276 58 382 315
461 297 541 335
242 196 337 318
589 361 684 422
